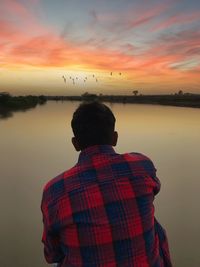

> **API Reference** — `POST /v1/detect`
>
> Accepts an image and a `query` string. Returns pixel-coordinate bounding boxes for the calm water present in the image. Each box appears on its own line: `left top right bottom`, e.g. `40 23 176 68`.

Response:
0 101 200 267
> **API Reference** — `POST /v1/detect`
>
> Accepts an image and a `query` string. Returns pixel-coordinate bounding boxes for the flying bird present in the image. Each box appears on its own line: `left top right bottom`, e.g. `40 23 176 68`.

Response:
119 72 122 75
110 72 112 76
62 75 66 83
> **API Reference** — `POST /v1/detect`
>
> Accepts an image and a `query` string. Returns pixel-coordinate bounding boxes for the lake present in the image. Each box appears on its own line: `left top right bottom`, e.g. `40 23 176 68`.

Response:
0 101 200 267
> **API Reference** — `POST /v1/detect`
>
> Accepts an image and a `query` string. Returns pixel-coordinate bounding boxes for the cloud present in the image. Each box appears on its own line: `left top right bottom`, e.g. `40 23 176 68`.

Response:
89 9 98 25
90 2 172 35
2 22 199 78
0 0 48 35
0 20 17 39
152 11 200 32
0 0 31 19
1 0 199 87
155 29 200 58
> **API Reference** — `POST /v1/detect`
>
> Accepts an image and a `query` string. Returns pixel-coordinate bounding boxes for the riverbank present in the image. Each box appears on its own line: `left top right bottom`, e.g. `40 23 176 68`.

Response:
0 93 47 118
1 93 200 119
47 93 200 108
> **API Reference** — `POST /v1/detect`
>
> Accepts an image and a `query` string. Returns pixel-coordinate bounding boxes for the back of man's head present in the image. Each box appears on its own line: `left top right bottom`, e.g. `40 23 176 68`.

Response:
71 101 116 150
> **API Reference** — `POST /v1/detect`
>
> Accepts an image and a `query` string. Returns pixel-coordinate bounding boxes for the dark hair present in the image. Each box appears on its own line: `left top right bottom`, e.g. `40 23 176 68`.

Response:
71 101 116 149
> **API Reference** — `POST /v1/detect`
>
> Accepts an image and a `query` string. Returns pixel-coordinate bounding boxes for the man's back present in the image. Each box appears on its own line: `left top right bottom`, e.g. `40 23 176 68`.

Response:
41 145 172 267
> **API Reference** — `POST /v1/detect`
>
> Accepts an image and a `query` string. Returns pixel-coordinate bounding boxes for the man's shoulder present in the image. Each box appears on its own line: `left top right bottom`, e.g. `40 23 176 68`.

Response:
43 172 63 191
42 165 79 201
42 152 156 194
123 151 153 163
122 151 156 173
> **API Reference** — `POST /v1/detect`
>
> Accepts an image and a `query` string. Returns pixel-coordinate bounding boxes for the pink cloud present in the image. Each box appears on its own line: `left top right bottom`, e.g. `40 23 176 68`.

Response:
2 24 199 77
0 20 16 38
92 2 173 34
0 0 48 35
152 11 200 32
0 0 199 83
0 0 34 21
125 3 171 30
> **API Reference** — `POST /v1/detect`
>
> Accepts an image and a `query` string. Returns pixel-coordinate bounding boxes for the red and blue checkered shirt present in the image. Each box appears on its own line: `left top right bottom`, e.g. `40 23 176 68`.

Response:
41 145 172 267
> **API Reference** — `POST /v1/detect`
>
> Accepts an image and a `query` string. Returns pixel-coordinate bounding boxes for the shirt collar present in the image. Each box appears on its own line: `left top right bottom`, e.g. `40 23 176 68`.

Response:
78 145 116 163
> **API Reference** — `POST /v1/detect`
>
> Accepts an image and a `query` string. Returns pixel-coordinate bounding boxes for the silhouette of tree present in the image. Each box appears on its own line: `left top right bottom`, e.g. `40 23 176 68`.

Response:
0 92 11 104
132 90 139 96
178 90 183 95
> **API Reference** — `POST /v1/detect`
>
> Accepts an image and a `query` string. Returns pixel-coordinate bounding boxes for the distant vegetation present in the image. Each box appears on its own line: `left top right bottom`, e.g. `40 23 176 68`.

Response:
1 91 200 119
0 93 47 119
47 92 200 108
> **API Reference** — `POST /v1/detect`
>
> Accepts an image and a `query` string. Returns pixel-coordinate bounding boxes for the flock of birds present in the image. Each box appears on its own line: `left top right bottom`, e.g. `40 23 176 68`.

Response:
61 72 122 86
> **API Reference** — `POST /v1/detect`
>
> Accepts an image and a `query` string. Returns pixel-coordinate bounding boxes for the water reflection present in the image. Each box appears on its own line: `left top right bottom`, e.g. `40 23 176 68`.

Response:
0 107 13 119
0 102 200 267
0 94 47 120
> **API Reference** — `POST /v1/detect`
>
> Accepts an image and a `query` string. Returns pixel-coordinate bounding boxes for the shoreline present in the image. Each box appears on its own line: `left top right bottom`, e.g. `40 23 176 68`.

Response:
1 93 200 119
0 94 47 119
46 94 200 109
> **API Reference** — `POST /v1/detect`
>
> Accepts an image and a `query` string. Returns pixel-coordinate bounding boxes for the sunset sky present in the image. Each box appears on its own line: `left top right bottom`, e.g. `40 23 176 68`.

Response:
1 0 200 95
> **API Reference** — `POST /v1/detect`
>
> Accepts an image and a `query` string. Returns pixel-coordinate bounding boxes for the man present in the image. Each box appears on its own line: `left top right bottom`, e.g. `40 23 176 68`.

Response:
41 101 172 267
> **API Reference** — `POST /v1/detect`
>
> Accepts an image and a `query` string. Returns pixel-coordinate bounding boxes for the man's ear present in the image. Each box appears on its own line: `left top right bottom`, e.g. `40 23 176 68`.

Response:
112 131 118 146
71 137 81 151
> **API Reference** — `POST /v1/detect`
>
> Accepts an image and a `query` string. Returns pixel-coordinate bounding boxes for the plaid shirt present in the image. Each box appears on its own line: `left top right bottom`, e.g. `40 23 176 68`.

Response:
41 145 172 267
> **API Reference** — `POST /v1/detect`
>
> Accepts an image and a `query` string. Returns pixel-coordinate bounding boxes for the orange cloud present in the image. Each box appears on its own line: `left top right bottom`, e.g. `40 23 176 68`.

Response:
1 0 200 95
1 23 199 80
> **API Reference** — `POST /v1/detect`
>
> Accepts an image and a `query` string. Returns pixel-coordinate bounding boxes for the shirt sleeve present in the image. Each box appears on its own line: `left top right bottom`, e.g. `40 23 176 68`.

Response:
41 191 64 264
155 218 173 267
147 159 161 196
129 152 161 196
